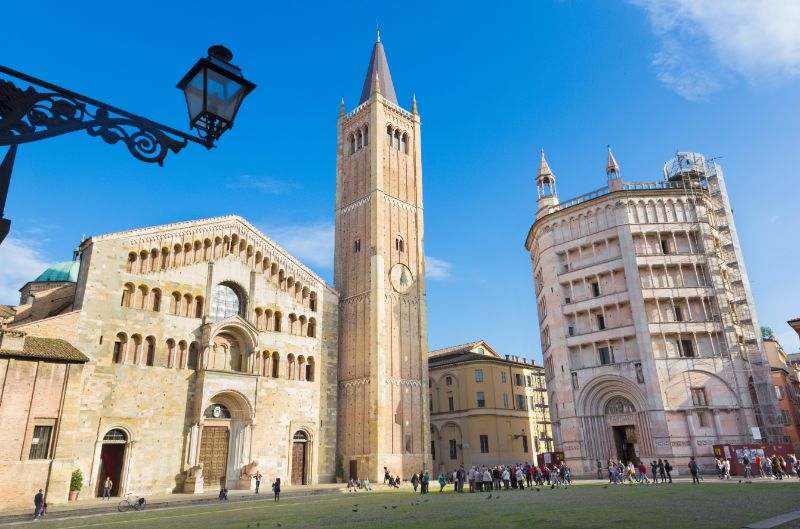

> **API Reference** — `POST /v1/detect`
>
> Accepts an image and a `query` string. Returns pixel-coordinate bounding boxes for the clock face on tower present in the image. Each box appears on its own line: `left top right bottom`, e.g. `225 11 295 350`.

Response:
389 263 414 294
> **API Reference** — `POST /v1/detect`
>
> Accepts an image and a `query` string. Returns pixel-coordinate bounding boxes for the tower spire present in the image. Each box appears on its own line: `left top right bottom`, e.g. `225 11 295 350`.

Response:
359 32 397 105
535 149 558 213
606 146 620 177
537 149 554 178
606 146 622 191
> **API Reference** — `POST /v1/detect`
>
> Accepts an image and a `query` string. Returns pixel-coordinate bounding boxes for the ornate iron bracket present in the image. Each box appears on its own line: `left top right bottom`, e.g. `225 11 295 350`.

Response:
0 65 207 166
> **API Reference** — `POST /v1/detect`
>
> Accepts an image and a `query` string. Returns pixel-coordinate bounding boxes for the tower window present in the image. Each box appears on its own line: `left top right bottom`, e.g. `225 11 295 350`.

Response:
678 339 696 357
674 306 684 322
395 236 404 252
598 346 614 365
596 314 606 330
386 126 393 147
691 387 707 406
591 282 600 297
354 238 361 253
401 133 408 154
350 134 356 154
363 125 369 146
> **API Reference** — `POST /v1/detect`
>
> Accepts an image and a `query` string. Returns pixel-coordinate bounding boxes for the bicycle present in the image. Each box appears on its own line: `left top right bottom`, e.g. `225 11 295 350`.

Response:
118 494 146 512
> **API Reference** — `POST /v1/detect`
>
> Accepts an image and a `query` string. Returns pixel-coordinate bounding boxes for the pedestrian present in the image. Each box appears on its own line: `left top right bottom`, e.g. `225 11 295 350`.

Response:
596 459 603 479
689 457 700 484
664 460 673 483
422 471 430 494
218 486 228 500
384 467 390 484
723 458 731 480
755 454 765 478
638 461 650 484
103 476 113 499
411 472 419 492
273 477 281 501
255 472 262 494
502 467 510 490
658 459 666 483
363 477 372 491
347 477 355 492
650 460 659 483
437 472 446 492
33 489 44 520
742 455 752 479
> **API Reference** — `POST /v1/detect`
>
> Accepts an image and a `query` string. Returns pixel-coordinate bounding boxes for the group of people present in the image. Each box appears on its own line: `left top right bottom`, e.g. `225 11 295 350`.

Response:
405 463 573 494
740 453 799 480
346 476 373 491
605 458 674 484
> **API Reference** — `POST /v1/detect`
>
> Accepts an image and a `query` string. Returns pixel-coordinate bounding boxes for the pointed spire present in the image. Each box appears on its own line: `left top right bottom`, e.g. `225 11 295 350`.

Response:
359 33 398 105
411 93 418 114
537 149 554 178
606 146 620 177
339 96 346 117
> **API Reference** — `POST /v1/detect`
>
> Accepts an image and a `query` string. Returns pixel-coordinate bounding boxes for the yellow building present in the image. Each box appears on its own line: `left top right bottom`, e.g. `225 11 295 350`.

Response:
428 341 552 472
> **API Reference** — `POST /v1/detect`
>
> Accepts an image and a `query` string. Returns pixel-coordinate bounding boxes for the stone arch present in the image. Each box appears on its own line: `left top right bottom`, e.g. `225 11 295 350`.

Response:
206 389 254 421
575 374 647 417
664 369 741 408
210 322 258 373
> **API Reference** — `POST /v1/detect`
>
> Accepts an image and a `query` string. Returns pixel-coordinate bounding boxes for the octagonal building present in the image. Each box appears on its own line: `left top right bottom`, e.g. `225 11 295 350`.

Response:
524 150 781 474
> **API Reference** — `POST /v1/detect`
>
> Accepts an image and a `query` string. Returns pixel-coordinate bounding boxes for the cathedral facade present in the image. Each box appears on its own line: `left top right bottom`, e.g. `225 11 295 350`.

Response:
2 215 339 506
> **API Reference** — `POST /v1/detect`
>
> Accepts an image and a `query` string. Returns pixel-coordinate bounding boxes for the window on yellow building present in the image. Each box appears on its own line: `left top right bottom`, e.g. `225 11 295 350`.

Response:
476 392 486 408
475 369 484 383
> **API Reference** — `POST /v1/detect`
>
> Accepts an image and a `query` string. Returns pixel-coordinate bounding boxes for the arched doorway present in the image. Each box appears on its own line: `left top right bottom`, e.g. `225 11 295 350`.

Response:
290 431 309 485
605 396 638 463
199 404 232 488
96 429 127 497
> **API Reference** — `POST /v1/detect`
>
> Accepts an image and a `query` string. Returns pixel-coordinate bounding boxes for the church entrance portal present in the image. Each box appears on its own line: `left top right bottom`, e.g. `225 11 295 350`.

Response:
199 426 229 488
96 429 127 497
612 425 637 464
291 431 309 485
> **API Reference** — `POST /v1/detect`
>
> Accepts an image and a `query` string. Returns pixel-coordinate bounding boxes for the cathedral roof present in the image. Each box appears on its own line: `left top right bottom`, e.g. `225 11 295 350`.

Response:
359 32 398 105
33 260 80 283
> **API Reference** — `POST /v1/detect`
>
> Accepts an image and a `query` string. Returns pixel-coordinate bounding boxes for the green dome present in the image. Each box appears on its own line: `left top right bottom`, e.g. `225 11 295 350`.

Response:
34 260 80 283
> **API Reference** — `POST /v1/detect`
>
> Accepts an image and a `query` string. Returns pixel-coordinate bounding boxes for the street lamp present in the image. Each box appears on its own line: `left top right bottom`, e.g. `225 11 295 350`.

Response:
177 45 256 145
0 45 256 245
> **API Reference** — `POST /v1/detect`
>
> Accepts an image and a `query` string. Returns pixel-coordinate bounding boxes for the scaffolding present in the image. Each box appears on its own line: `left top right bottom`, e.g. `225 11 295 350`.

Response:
663 152 783 444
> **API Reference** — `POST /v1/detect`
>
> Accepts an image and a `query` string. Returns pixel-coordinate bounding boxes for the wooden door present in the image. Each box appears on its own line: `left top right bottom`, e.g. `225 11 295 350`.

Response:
199 426 229 487
291 442 306 485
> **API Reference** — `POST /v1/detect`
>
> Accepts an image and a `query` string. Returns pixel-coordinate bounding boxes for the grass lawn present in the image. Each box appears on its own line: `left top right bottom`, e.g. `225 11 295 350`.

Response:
33 481 800 529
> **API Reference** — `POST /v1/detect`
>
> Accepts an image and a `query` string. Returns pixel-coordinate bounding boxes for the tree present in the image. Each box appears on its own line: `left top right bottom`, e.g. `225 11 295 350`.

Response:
761 326 775 340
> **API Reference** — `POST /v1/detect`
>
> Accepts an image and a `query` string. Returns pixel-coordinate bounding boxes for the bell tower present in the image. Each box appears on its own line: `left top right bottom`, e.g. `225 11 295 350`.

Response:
334 33 430 481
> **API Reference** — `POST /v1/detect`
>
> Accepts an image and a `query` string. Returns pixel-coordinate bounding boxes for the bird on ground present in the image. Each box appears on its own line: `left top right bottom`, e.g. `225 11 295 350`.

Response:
603 485 608 489
383 506 388 509
276 524 282 528
391 505 397 509
352 509 358 512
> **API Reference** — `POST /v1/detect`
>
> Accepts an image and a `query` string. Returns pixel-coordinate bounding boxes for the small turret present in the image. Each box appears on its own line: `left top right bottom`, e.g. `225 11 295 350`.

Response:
606 146 622 191
536 149 558 214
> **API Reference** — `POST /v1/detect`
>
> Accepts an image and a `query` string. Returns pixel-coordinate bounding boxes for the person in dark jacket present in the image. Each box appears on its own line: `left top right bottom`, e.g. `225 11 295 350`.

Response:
664 460 673 483
273 478 281 501
33 489 44 519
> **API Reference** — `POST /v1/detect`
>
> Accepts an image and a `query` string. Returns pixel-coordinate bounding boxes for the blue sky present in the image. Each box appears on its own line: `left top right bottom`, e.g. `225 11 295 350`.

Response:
2 1 799 360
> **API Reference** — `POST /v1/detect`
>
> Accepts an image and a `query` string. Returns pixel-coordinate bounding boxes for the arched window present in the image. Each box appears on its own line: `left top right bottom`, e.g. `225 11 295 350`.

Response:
307 318 316 338
121 283 135 308
203 403 231 419
103 429 127 442
394 129 401 150
309 291 317 312
150 288 161 312
255 308 264 330
289 313 298 335
187 341 199 370
182 293 193 317
271 352 280 378
203 239 212 260
126 253 136 273
354 238 361 253
261 351 269 377
363 125 369 146
299 315 307 336
401 133 408 154
306 357 315 382
145 336 156 366
160 247 170 270
139 250 149 273
166 338 176 368
395 236 404 252
135 285 148 310
194 296 204 318
298 355 306 381
287 354 296 379
184 243 193 265
386 126 393 147
210 283 243 322
131 334 142 364
150 249 159 271
357 130 363 150
173 243 183 267
177 340 187 368
170 292 181 315
350 134 356 154
293 430 308 441
273 311 282 332
112 333 127 364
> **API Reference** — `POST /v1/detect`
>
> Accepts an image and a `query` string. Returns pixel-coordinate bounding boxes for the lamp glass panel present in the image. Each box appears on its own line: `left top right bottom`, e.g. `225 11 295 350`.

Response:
183 69 205 122
206 69 245 122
